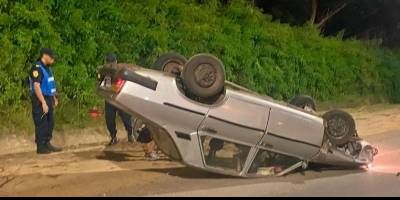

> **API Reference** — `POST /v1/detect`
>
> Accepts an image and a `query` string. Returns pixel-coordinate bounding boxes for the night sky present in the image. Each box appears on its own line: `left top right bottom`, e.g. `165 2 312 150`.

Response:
255 0 400 48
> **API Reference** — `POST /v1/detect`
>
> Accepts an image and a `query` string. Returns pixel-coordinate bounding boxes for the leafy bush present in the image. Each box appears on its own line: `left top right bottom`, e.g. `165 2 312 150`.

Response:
0 0 399 131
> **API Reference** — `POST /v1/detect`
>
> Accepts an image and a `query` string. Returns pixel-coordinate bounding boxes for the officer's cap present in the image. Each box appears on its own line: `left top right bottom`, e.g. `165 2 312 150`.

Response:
40 48 55 59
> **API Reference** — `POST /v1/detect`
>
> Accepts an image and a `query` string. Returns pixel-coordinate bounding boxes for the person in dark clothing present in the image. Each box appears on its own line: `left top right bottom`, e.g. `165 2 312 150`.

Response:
103 53 134 145
29 48 62 154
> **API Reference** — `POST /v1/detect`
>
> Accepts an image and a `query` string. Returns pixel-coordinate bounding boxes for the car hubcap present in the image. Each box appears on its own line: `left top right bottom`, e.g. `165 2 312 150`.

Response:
194 63 217 88
163 61 182 75
327 117 349 139
304 104 315 112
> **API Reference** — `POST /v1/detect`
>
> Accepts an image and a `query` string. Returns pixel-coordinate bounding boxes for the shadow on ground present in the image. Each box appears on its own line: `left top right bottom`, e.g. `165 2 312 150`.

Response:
139 167 231 179
69 142 366 183
138 162 365 183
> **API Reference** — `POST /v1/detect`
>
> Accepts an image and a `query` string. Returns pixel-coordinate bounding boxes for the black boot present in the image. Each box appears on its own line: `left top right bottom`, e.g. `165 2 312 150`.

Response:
47 142 62 152
108 136 119 146
37 144 51 154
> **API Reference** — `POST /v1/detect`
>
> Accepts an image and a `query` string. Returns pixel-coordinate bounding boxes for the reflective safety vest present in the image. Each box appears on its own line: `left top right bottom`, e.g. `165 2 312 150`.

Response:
30 62 57 96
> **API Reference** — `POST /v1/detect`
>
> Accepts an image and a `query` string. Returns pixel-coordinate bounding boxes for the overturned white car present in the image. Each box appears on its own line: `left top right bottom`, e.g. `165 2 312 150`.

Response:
97 53 378 177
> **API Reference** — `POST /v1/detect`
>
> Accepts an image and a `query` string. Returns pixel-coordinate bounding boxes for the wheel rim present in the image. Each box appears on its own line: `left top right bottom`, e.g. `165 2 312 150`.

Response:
327 117 349 139
194 63 217 88
163 61 183 75
304 103 315 112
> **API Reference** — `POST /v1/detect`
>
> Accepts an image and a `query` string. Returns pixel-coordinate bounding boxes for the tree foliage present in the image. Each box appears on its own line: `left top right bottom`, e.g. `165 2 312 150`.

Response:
0 0 399 129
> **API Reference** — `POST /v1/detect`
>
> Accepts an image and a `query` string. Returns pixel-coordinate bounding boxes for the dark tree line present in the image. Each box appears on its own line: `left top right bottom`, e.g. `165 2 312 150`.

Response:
253 0 400 48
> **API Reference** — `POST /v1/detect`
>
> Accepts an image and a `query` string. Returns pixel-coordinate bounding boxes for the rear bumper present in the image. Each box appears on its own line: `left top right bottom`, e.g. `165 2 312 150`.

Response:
96 65 159 108
96 87 121 109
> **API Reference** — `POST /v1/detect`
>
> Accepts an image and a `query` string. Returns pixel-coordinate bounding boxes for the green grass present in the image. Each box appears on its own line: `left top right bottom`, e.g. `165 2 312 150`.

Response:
0 101 106 135
317 94 390 111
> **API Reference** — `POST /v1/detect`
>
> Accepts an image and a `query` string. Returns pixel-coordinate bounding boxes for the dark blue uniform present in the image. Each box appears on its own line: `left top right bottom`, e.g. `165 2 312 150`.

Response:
29 60 56 145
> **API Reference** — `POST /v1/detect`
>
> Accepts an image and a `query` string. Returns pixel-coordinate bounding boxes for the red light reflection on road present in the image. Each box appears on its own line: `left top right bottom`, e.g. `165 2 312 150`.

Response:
368 144 400 174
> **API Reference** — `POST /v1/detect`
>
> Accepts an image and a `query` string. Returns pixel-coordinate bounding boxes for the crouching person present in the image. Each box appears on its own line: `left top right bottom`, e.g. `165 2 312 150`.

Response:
137 123 160 161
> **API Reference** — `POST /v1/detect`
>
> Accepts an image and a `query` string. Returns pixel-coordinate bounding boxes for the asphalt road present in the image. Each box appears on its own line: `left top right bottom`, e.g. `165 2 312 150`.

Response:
0 131 399 197
157 131 400 197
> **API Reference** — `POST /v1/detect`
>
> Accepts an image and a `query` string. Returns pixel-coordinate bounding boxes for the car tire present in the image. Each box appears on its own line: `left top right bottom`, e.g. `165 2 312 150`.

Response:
182 54 226 99
322 110 356 146
153 52 187 76
289 95 317 112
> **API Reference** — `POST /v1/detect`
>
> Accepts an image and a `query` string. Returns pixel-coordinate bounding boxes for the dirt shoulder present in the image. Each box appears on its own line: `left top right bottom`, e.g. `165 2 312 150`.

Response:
343 104 400 136
0 125 110 156
0 104 399 196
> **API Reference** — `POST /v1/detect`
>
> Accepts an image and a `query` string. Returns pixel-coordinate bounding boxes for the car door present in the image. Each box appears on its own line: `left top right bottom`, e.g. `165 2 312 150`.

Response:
259 105 325 160
197 91 270 174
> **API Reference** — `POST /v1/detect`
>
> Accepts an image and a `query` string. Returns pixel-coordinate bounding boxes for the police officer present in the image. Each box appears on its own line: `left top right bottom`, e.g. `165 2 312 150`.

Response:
29 48 62 154
103 53 134 145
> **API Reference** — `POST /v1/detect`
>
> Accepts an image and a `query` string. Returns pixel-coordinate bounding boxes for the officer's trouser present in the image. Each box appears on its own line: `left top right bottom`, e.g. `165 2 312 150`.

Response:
32 96 54 145
105 101 133 137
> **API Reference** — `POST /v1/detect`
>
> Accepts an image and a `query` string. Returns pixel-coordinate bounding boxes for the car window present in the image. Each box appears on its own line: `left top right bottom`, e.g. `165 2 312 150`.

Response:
201 136 251 173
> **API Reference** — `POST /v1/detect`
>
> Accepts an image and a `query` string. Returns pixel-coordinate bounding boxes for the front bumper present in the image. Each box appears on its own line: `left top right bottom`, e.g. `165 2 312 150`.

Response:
312 139 378 167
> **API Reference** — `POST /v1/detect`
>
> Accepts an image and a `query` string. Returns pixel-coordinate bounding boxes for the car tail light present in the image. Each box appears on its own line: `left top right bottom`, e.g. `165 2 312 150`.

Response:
113 77 126 93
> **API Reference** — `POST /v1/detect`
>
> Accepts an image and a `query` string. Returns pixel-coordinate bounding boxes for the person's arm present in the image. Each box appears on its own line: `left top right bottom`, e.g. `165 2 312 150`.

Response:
33 82 49 114
53 95 58 107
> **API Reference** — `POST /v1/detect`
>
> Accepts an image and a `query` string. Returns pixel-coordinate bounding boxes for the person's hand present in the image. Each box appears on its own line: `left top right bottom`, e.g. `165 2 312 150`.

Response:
54 97 59 107
42 102 49 114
